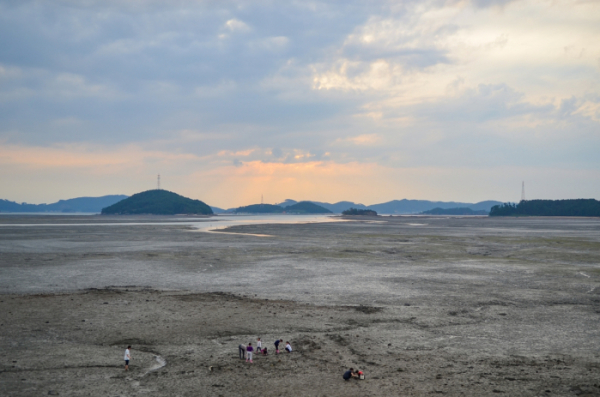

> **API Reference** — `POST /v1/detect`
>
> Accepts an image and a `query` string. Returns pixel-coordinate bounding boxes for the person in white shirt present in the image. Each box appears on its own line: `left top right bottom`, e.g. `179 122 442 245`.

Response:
124 346 132 371
285 341 292 353
257 338 262 353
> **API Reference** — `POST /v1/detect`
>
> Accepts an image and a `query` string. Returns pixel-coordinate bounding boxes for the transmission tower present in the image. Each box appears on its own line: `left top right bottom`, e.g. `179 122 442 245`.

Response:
521 181 525 202
157 174 161 190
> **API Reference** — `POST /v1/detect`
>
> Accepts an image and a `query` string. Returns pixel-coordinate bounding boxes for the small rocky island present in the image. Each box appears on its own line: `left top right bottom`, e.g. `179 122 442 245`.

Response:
101 190 213 215
342 208 378 216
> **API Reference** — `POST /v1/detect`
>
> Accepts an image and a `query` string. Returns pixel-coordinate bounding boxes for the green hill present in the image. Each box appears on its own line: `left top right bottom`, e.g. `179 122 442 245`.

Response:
101 190 213 215
284 201 332 214
490 199 600 217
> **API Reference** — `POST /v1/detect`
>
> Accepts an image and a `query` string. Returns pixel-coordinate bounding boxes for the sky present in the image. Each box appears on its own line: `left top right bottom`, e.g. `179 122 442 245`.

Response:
1 0 599 208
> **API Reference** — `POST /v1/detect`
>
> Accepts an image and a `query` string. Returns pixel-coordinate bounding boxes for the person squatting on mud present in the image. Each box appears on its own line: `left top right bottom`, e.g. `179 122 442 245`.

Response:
343 368 354 381
354 369 363 379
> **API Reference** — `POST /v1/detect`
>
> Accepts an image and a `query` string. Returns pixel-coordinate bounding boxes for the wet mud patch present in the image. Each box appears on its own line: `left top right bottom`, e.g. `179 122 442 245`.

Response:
352 304 383 314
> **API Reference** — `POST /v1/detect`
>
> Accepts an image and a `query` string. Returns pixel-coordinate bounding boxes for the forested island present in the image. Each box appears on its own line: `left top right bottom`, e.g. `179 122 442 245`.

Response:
235 201 332 214
420 207 488 215
489 199 600 217
342 208 378 216
101 190 213 215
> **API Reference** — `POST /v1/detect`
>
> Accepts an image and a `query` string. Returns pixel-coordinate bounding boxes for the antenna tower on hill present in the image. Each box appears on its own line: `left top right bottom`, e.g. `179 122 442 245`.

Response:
521 181 525 202
157 174 161 190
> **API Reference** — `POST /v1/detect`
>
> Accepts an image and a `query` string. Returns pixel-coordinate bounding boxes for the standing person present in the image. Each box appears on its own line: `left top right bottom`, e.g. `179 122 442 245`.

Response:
257 338 262 353
285 341 292 353
238 344 246 360
124 346 132 371
246 342 254 363
343 368 354 381
274 339 283 354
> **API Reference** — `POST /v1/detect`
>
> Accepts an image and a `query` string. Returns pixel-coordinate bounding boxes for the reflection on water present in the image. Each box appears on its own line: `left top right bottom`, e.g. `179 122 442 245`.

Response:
0 214 343 233
195 214 344 233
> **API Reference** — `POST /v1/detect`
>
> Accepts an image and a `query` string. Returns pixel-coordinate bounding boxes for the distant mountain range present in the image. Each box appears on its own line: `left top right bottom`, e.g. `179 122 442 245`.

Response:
1 195 503 215
0 195 128 213
270 199 503 214
235 201 332 214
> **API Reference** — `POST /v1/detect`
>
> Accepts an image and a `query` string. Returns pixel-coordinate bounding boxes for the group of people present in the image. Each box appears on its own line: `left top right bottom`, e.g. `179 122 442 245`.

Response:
238 338 292 363
237 339 365 383
343 368 364 381
125 342 364 382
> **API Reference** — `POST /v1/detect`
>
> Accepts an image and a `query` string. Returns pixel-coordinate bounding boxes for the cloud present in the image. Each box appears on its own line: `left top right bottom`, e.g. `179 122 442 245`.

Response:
224 18 251 33
467 0 518 8
313 59 397 91
336 134 383 146
250 36 289 52
1 0 599 204
0 65 121 103
0 143 199 170
340 15 453 69
2 139 599 208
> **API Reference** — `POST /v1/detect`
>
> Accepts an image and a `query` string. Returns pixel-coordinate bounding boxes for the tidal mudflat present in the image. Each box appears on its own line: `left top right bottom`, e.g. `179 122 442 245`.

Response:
1 215 599 396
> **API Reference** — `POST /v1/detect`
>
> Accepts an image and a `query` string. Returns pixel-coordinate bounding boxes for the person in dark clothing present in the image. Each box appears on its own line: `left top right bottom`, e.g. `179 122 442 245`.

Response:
274 339 283 354
239 344 246 359
343 368 354 381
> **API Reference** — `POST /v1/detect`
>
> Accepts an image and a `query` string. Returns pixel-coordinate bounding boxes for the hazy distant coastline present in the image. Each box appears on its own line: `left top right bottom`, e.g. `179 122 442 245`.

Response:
1 195 502 215
0 195 128 214
219 198 503 214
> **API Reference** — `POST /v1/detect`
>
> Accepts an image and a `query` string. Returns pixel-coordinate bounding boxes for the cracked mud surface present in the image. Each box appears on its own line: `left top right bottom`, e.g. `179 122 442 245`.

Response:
1 215 599 396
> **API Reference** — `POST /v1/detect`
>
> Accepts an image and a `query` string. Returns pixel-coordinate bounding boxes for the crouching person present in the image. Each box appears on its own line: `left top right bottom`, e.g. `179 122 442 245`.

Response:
343 368 354 381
